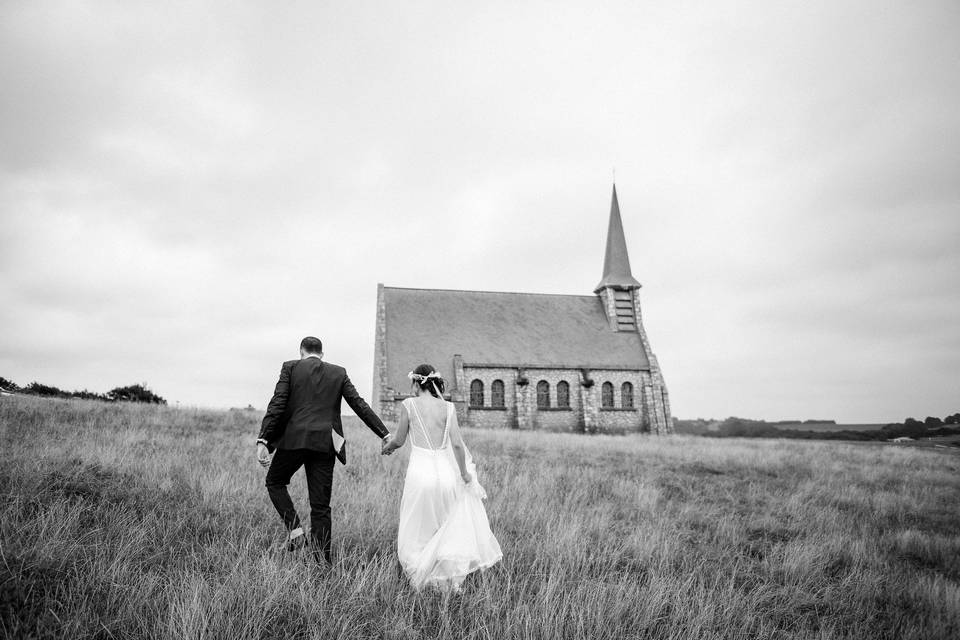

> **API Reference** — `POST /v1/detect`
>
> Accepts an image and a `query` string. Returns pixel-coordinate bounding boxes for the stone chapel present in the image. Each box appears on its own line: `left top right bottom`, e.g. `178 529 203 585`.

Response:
372 185 673 434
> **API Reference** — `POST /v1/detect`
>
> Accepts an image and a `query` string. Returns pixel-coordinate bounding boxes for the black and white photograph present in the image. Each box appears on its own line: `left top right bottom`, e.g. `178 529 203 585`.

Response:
1 1 958 638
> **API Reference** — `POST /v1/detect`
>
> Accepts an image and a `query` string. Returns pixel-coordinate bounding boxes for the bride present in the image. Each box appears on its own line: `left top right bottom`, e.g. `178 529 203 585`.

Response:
381 364 502 592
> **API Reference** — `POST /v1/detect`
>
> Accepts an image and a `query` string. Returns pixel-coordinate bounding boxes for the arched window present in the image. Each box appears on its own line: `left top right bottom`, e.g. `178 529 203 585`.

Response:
621 382 634 409
469 379 484 407
536 380 550 409
556 381 570 408
601 382 614 408
491 380 505 407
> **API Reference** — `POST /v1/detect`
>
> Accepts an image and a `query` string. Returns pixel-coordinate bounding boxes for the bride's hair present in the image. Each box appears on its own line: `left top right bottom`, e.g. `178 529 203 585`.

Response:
411 363 445 398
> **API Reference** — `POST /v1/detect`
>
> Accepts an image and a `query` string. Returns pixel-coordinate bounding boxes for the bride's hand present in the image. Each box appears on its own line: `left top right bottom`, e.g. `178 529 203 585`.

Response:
256 443 271 468
462 472 472 484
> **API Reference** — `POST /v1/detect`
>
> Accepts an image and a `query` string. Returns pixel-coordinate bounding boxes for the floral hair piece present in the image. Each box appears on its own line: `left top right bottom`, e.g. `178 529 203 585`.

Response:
407 371 442 384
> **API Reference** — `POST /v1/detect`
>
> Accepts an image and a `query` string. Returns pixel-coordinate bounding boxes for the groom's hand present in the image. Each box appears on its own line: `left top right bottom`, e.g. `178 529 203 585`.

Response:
381 434 393 456
256 443 271 468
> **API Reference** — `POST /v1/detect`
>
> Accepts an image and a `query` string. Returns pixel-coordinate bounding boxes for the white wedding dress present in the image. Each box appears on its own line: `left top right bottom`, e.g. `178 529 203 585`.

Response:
397 397 502 592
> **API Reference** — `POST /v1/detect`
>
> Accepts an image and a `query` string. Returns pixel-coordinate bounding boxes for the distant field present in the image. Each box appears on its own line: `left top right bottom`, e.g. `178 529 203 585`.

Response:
899 434 960 450
2 397 959 639
675 420 891 435
799 423 887 432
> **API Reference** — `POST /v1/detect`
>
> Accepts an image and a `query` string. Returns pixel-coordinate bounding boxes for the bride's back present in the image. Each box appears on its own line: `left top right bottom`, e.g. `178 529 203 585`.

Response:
406 396 449 449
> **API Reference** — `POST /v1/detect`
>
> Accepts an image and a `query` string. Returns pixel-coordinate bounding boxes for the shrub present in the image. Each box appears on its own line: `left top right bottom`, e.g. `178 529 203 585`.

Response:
72 389 111 401
107 384 166 405
24 382 67 398
2 378 164 404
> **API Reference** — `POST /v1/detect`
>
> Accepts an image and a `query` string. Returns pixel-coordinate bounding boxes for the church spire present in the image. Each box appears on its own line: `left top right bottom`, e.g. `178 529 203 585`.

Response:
594 184 642 293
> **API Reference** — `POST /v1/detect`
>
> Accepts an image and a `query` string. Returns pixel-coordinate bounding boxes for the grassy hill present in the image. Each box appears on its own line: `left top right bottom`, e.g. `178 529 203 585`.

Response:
2 396 959 639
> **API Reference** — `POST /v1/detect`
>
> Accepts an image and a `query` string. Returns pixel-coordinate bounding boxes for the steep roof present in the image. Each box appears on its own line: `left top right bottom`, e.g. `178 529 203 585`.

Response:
595 184 642 292
381 286 650 394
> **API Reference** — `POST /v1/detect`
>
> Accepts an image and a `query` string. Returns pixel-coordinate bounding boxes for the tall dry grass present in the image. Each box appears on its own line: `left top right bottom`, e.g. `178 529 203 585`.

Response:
1 396 959 639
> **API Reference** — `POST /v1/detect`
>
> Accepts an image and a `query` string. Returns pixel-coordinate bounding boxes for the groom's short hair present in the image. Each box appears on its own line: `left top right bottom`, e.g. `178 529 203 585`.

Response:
300 336 323 354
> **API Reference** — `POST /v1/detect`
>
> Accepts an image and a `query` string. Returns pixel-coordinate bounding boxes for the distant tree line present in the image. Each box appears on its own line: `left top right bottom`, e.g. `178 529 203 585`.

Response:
910 415 960 427
0 376 166 404
674 414 960 441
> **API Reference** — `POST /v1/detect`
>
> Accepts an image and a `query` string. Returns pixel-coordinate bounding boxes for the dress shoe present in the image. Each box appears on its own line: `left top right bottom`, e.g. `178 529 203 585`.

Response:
286 531 307 552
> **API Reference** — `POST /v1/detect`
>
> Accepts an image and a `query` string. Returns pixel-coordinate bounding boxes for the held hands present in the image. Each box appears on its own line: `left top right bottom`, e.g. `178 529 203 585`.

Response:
381 434 394 456
462 472 472 484
256 443 271 468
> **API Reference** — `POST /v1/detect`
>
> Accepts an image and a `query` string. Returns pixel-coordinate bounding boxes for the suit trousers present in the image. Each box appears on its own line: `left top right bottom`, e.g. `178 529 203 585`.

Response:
265 448 336 563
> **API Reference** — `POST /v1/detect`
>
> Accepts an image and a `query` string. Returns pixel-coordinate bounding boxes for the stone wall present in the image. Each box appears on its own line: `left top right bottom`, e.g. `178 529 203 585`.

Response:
522 368 584 432
460 366 517 429
630 290 673 434
597 288 619 331
462 366 586 432
374 362 660 434
581 376 598 434
457 365 656 433
590 368 648 434
515 381 532 430
372 284 399 423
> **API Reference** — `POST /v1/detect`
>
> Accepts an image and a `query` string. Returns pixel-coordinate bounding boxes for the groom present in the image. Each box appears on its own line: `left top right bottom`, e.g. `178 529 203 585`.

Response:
256 336 392 565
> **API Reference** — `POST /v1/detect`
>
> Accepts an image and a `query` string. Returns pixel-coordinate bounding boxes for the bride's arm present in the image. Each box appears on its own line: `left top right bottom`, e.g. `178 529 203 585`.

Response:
448 409 471 483
383 403 410 454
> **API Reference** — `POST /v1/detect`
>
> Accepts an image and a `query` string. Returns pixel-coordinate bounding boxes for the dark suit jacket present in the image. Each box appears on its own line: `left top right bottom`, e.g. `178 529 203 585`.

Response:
257 358 388 464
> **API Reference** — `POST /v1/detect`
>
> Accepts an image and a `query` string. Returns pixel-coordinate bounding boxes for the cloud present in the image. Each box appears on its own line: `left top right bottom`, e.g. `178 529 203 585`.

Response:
1 0 958 422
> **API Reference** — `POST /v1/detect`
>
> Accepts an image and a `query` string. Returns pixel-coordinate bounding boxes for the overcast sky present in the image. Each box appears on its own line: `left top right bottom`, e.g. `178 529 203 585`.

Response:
1 1 957 423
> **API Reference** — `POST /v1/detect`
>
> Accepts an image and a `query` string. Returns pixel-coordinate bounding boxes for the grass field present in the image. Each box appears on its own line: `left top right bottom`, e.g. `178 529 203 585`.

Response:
2 396 959 639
